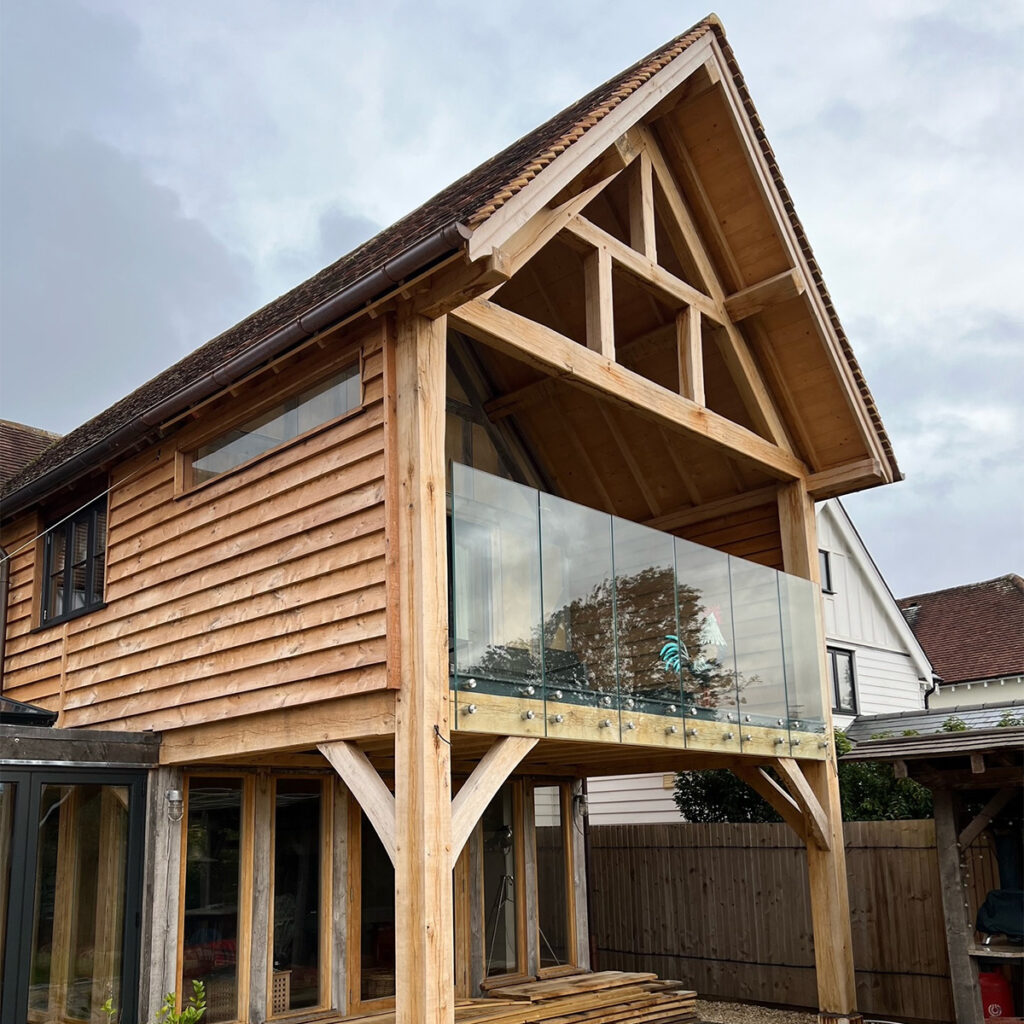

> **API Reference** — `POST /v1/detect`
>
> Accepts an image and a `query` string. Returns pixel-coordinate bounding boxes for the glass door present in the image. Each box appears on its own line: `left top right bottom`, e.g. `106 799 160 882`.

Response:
0 770 146 1024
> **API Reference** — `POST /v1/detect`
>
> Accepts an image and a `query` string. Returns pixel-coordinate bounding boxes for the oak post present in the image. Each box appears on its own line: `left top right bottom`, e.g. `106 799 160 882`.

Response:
392 308 454 1023
778 480 859 1021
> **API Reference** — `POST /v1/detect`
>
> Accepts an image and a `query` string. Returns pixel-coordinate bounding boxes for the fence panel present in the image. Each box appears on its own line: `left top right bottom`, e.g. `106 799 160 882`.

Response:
588 820 954 1022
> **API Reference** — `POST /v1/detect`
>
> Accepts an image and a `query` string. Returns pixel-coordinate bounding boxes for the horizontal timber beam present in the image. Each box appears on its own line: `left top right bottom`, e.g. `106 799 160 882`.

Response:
450 299 806 482
451 736 538 863
645 485 779 532
806 457 887 498
723 268 806 321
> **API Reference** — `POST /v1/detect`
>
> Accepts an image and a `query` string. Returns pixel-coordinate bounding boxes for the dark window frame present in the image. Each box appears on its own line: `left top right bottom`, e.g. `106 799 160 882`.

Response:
39 497 107 627
827 646 857 714
819 549 835 594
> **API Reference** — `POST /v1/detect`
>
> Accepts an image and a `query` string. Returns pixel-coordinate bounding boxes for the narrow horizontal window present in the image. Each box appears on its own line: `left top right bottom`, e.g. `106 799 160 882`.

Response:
190 364 360 485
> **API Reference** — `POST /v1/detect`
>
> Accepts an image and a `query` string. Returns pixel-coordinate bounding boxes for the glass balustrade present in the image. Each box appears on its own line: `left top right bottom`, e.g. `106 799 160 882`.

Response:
449 463 825 748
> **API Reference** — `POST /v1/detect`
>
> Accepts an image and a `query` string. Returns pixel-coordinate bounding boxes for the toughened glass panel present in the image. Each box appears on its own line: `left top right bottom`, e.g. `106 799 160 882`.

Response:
533 787 570 968
272 780 322 1013
0 782 13 1007
780 574 826 732
450 463 543 702
360 812 395 1001
192 364 360 484
183 778 243 1023
613 518 679 716
729 558 789 728
675 538 737 721
482 785 518 977
29 785 128 1022
539 492 615 708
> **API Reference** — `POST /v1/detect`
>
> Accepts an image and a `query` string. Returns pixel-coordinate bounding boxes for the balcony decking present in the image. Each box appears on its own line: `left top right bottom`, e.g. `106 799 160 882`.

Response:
449 463 828 761
339 971 697 1023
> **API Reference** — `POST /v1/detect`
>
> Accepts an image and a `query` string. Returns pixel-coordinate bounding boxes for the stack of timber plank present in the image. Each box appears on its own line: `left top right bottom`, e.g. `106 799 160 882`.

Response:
338 971 697 1023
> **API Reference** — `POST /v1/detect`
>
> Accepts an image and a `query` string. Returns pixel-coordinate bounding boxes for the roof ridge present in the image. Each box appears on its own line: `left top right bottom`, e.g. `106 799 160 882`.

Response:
899 574 1024 604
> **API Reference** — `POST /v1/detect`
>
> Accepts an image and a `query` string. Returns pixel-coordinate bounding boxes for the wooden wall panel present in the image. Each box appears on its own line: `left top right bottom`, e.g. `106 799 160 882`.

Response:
677 502 782 570
2 324 390 743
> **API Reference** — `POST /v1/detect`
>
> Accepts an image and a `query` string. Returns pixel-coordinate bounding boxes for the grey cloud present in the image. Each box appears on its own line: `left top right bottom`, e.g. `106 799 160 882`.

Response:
0 133 255 433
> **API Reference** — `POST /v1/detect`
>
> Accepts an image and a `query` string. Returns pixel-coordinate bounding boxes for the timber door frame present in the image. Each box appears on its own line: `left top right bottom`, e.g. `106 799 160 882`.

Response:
531 781 579 978
0 767 147 1024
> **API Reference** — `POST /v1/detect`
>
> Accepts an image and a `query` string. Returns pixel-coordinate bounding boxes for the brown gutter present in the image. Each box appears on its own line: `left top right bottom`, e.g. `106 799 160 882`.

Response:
1 221 472 521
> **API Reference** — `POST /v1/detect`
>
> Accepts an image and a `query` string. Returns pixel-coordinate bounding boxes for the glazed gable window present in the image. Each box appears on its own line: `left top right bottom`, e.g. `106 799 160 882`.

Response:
188 363 361 486
41 497 107 625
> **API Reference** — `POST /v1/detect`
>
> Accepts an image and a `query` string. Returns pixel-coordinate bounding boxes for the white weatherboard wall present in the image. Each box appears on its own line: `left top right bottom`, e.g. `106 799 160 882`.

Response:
586 500 933 825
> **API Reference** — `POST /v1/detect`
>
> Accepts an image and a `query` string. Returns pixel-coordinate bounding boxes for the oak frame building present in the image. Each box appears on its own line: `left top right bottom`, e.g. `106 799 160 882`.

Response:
1 16 900 1024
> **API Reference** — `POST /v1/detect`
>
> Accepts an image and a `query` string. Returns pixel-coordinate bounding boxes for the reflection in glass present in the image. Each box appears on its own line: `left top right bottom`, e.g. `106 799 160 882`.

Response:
673 540 737 721
540 492 616 707
273 780 322 1013
183 778 242 1023
613 519 678 715
447 464 824 732
534 787 571 968
29 785 128 1022
192 364 360 484
451 464 543 700
360 812 395 1000
0 782 14 1008
729 558 788 728
482 785 518 976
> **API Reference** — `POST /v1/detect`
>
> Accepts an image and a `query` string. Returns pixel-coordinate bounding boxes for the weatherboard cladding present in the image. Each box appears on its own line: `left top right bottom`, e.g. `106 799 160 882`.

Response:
0 15 898 511
898 575 1024 685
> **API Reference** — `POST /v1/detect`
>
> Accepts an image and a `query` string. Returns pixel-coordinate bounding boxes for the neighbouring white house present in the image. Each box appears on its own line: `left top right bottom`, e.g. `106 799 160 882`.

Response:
587 498 935 824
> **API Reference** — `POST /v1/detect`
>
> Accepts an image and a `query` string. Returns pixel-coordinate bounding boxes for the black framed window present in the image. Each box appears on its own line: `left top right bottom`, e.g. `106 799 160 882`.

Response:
827 647 857 713
819 549 834 594
41 498 107 625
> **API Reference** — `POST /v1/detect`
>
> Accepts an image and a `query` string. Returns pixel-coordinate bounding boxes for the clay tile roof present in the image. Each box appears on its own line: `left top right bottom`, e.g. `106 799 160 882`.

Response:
0 420 62 489
898 575 1024 684
0 14 898 512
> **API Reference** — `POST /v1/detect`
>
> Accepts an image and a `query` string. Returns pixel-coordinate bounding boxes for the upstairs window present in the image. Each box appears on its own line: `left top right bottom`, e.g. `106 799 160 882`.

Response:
819 549 834 594
41 497 107 625
827 647 857 714
188 363 361 486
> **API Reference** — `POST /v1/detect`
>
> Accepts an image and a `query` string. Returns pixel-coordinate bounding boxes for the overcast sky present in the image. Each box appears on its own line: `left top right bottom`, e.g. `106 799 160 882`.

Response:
1 0 1021 598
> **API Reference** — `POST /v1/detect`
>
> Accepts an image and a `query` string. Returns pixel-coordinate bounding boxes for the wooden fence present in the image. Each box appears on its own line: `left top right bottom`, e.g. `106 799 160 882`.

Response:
588 819 997 1022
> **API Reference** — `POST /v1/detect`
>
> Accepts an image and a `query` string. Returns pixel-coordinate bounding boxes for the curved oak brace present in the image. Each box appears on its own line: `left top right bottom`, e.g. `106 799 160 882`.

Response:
318 740 396 865
774 757 831 851
734 765 806 841
451 736 538 864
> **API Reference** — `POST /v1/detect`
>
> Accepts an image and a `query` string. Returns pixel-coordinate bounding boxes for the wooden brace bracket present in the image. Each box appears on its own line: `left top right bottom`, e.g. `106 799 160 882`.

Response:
319 740 397 865
451 735 538 864
774 757 831 850
734 765 806 841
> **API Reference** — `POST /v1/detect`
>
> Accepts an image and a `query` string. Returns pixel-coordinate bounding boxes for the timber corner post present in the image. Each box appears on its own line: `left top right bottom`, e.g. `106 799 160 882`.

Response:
777 481 861 1024
392 306 455 1023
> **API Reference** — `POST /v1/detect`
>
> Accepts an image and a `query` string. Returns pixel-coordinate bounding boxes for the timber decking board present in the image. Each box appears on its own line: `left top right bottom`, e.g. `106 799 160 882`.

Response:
332 971 696 1023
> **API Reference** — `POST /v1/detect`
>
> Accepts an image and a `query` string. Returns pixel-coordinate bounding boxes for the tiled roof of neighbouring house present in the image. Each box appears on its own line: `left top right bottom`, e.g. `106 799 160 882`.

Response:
0 420 61 489
898 575 1024 685
0 15 899 512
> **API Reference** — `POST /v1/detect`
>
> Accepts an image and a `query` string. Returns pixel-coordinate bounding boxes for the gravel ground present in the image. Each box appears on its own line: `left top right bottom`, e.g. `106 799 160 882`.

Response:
696 999 817 1024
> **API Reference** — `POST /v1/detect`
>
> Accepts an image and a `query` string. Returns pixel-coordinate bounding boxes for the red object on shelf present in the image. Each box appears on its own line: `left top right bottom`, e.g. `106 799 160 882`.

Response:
980 970 1015 1019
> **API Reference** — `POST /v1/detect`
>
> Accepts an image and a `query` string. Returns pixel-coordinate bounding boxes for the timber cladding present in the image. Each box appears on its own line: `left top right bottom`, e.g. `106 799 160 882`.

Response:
588 820 955 1022
1 322 389 736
